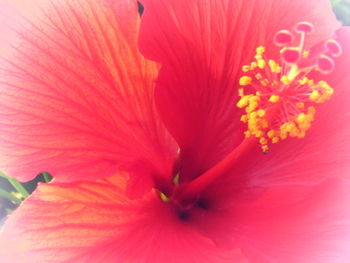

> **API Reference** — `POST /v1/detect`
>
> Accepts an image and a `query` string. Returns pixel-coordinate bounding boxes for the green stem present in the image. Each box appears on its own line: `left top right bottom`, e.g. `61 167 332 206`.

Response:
0 172 29 198
42 172 52 183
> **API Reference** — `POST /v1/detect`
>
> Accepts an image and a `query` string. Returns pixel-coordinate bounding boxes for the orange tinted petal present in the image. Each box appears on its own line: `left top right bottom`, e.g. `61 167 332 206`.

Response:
0 174 248 263
0 0 177 183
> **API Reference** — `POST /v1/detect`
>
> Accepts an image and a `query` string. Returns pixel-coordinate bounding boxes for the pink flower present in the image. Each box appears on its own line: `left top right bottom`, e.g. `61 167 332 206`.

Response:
0 0 350 262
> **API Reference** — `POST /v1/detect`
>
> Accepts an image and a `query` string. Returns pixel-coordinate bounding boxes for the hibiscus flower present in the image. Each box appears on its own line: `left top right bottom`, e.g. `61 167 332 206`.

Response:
0 0 350 262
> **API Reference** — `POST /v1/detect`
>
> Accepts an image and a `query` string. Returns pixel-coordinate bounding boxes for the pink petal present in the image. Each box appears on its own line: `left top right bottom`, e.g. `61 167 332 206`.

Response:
236 178 350 262
138 0 340 181
187 29 350 254
0 174 248 263
320 27 350 86
188 178 350 262
200 28 350 202
0 0 177 184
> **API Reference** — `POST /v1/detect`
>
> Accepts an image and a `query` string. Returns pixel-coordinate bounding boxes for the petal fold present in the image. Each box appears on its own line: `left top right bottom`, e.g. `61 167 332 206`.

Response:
139 0 340 180
0 0 177 183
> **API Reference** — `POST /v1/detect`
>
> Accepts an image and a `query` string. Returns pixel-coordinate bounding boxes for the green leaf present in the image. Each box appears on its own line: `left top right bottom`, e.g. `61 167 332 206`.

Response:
0 189 22 205
42 172 52 183
0 172 29 198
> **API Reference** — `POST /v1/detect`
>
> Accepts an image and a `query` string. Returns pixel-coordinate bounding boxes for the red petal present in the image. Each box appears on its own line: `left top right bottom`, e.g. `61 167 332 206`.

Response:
0 0 177 183
0 174 248 263
236 178 350 262
189 178 350 262
190 29 350 252
247 27 350 186
201 28 350 198
138 0 340 180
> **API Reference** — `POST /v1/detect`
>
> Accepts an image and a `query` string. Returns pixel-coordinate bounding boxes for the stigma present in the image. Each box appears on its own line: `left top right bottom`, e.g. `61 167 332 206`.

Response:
237 22 341 153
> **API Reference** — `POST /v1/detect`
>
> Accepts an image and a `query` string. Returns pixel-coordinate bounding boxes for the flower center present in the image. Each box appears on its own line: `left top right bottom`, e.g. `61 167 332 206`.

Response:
156 176 211 220
156 22 343 212
237 21 341 153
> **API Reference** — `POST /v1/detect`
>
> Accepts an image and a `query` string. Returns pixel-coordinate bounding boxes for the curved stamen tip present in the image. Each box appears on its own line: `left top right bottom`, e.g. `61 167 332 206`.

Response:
325 39 342 57
294 21 314 33
236 22 337 153
317 55 335 74
281 47 301 64
274 30 294 46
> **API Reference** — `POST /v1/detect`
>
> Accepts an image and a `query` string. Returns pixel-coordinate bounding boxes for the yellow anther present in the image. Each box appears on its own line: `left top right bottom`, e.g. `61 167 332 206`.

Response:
298 121 311 131
249 111 258 119
256 46 265 55
242 65 251 72
261 120 269 129
260 79 269 86
308 79 315 85
307 107 316 120
296 113 307 124
248 122 257 131
298 77 309 85
248 96 260 103
272 137 280 144
319 81 330 88
159 192 169 203
236 95 250 108
238 88 244 97
296 102 305 109
280 75 290 85
246 102 259 112
173 173 180 185
257 109 266 117
286 64 300 81
237 45 335 154
311 81 334 103
308 106 316 114
310 90 320 102
269 95 280 103
255 131 264 138
255 73 262 80
239 76 253 86
285 122 297 133
280 121 299 140
280 131 288 140
303 50 310 59
261 145 269 153
247 103 259 112
250 62 257 70
268 60 280 73
240 115 248 122
257 59 266 69
267 130 276 138
297 131 306 138
326 87 334 95
259 137 268 145
280 123 288 129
